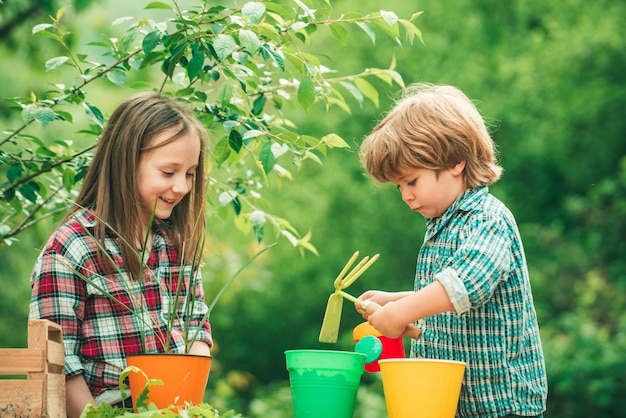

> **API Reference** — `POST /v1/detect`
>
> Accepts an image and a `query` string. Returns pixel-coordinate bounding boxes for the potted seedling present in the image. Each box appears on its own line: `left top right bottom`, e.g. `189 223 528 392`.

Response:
56 205 273 415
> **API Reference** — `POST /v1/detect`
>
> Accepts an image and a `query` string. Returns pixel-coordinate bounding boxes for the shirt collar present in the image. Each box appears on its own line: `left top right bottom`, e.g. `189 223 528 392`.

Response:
424 186 488 237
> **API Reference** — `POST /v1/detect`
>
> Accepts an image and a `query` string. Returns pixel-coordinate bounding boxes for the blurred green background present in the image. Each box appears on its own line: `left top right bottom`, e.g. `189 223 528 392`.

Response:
1 0 625 417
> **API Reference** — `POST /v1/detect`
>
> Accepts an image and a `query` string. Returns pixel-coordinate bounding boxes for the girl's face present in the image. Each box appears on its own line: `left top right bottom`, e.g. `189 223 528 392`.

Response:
394 161 466 219
137 126 201 226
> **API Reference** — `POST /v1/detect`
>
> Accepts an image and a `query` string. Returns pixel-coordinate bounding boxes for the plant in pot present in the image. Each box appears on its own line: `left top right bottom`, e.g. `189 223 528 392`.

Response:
54 205 273 417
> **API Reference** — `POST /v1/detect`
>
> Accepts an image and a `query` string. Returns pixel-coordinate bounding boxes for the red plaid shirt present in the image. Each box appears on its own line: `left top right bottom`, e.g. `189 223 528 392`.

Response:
29 209 212 397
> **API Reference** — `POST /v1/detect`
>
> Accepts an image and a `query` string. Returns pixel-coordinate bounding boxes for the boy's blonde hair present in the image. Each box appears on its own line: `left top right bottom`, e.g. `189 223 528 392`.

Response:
360 83 502 188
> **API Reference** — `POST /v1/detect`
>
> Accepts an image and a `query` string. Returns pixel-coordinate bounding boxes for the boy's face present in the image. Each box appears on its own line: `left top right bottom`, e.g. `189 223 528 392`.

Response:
393 162 466 219
137 125 200 226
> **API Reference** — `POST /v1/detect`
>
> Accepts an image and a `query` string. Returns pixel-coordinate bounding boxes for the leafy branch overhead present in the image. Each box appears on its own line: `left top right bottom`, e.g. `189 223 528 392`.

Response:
0 0 422 249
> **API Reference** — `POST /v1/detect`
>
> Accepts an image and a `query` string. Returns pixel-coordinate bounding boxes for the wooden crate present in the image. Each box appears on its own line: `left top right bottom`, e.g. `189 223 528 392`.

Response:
0 319 66 417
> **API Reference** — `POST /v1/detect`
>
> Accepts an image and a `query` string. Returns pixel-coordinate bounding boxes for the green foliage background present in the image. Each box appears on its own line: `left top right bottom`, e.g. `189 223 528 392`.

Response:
1 0 625 417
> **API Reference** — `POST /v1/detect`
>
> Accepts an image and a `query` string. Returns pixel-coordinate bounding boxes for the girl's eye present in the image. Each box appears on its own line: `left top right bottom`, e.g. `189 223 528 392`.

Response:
186 173 195 178
162 171 173 176
407 179 416 186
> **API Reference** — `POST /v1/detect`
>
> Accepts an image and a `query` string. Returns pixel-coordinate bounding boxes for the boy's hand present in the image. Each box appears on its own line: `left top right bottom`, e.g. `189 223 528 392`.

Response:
365 301 407 339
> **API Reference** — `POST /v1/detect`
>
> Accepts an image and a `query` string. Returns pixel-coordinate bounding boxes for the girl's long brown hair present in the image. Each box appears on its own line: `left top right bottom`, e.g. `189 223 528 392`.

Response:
68 92 209 280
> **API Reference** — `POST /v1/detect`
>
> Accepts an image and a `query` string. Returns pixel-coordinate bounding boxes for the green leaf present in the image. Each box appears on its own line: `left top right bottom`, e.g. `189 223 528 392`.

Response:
187 44 204 80
128 81 153 89
106 69 126 87
260 44 284 71
322 133 350 149
214 138 231 164
54 110 73 123
297 76 316 111
214 34 237 62
32 23 53 34
329 23 348 45
356 22 376 43
253 223 264 242
242 2 266 24
142 31 161 55
223 120 239 131
33 31 62 42
111 16 134 26
380 10 399 27
83 102 104 127
45 56 69 72
7 163 22 183
367 68 401 87
175 87 195 97
294 0 315 18
144 1 172 10
19 182 38 203
252 94 266 115
36 146 56 157
229 130 243 153
4 187 15 202
34 107 55 127
354 77 379 107
239 29 261 54
231 196 242 215
260 141 276 174
217 83 233 107
21 104 37 124
62 168 75 191
339 81 364 106
400 19 423 44
243 130 263 141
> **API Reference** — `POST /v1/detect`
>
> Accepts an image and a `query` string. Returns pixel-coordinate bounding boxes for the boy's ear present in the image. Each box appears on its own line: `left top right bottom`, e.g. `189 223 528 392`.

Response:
451 160 466 176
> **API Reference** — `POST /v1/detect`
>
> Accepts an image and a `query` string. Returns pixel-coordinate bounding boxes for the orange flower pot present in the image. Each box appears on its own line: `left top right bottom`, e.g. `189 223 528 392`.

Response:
126 353 212 410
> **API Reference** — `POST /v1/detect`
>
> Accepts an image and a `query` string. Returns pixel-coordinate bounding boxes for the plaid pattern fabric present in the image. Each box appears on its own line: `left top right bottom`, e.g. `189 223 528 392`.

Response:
29 209 212 397
411 187 547 417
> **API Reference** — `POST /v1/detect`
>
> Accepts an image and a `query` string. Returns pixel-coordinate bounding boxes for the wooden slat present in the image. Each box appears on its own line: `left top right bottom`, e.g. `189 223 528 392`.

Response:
0 380 44 417
47 339 65 371
46 372 66 417
28 319 62 349
0 349 44 375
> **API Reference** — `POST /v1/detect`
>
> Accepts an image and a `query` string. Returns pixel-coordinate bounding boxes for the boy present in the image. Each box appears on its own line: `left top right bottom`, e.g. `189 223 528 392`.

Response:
357 83 547 417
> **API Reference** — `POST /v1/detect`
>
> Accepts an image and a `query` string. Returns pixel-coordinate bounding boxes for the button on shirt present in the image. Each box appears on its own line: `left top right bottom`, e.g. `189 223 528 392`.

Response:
411 187 547 417
29 209 212 397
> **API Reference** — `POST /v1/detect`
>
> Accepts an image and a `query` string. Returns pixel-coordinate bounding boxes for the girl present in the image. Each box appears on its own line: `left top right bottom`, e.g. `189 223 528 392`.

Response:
29 92 213 417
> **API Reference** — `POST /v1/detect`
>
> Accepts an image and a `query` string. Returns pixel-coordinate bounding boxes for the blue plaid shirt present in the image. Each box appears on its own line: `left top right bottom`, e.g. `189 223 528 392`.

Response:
411 187 547 417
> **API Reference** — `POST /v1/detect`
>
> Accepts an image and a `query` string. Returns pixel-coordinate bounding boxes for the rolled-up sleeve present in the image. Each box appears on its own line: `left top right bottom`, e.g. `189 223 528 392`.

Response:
435 215 511 315
435 267 470 314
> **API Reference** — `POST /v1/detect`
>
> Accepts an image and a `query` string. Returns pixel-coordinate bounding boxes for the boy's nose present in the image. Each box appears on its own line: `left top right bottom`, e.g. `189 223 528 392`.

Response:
400 189 414 203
